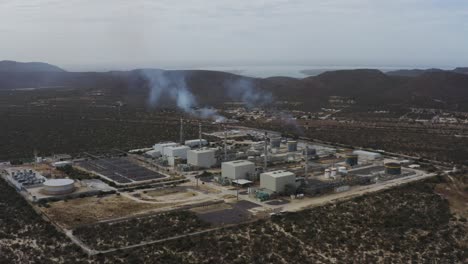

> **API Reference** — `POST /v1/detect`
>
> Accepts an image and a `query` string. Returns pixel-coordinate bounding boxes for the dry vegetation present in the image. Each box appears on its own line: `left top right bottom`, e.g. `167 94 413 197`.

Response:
41 194 169 228
97 176 467 264
73 211 210 251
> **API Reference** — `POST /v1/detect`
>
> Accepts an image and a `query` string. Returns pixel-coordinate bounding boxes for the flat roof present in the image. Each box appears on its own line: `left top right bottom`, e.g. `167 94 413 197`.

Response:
43 179 74 187
232 179 253 185
190 148 215 153
223 160 254 166
263 170 295 178
165 145 190 150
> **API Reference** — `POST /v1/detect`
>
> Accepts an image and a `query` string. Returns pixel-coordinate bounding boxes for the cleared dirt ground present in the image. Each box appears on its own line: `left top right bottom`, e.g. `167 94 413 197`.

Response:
41 194 170 228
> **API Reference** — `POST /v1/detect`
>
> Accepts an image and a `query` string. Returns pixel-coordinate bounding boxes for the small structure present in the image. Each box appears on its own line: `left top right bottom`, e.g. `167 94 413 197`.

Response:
260 170 295 193
187 149 216 168
385 162 402 175
345 154 358 166
42 179 75 195
222 160 256 180
185 139 208 148
163 145 190 160
145 149 161 158
353 150 382 160
270 137 281 148
232 179 253 187
52 161 72 168
287 141 298 152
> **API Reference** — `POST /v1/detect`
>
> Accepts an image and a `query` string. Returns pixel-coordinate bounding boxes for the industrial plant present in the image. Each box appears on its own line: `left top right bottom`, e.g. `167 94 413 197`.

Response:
0 118 434 258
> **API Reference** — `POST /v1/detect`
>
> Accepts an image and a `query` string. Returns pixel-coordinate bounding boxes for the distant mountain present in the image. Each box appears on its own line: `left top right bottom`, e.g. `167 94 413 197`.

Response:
386 68 445 77
0 60 65 72
0 62 467 111
453 67 468 75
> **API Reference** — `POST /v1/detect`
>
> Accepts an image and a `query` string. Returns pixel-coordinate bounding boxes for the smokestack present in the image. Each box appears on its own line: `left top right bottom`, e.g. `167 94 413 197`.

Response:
180 118 184 144
199 122 202 150
224 127 228 161
264 132 268 171
305 145 309 176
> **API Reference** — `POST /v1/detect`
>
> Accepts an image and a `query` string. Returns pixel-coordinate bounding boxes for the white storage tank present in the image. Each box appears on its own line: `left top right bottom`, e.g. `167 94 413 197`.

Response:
42 179 75 195
222 160 256 180
324 169 331 178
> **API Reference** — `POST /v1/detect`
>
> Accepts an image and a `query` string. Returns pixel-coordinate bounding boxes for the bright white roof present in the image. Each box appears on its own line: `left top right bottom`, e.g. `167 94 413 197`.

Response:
190 148 215 153
263 170 295 178
232 179 253 185
43 179 74 187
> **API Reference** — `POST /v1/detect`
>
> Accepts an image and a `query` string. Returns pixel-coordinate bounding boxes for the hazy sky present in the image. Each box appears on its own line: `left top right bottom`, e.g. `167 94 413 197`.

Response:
1 0 467 71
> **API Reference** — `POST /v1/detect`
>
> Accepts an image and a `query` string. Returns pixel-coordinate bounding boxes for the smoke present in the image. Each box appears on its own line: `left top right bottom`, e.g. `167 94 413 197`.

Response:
224 78 273 108
143 69 196 112
141 69 223 121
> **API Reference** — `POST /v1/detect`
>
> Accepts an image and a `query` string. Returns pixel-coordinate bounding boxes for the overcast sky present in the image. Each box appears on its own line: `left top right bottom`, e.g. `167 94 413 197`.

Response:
0 0 467 71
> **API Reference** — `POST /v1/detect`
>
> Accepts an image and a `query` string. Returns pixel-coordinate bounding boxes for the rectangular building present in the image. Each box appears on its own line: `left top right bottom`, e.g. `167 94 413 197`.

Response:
154 142 178 153
187 149 216 168
185 139 208 148
163 146 190 159
221 160 255 180
260 170 295 193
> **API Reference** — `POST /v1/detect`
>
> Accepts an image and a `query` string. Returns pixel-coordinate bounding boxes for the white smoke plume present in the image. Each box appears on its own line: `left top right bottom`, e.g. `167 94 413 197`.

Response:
224 78 273 107
141 69 224 121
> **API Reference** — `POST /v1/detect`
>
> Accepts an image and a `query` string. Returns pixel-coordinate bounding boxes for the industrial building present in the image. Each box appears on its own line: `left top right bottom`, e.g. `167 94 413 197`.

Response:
222 160 256 180
163 145 190 160
187 149 217 168
260 170 296 193
153 142 179 153
353 150 382 160
145 149 162 158
41 179 75 195
185 139 208 148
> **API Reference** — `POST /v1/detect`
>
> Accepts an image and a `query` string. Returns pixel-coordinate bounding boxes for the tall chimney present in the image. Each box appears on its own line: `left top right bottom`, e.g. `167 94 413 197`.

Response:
264 132 268 171
305 145 309 176
199 122 202 150
179 118 184 144
224 127 228 160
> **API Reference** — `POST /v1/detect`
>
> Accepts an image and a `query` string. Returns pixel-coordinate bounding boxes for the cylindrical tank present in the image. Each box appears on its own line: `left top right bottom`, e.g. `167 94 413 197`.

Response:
324 169 331 178
42 179 75 195
270 137 281 148
331 168 337 178
345 154 358 166
303 147 316 156
338 166 347 174
385 163 402 175
287 141 298 152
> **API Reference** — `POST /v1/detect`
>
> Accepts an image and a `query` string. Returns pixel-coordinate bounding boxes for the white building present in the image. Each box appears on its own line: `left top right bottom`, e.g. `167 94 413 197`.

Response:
260 170 295 193
145 150 161 158
185 139 208 148
221 160 255 180
187 149 217 168
353 150 382 161
163 145 190 159
154 142 179 153
52 161 72 168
